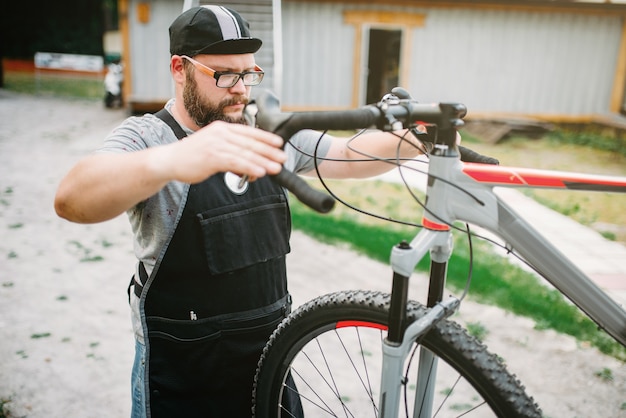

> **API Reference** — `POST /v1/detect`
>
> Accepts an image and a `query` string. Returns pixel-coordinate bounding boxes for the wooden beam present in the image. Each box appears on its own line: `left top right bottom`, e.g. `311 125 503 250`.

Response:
350 24 363 108
118 0 132 106
343 10 426 27
288 0 626 16
610 18 626 114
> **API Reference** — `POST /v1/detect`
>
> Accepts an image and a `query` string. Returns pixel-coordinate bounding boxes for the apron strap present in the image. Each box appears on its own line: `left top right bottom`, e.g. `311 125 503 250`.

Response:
130 108 186 301
133 261 149 298
154 108 188 140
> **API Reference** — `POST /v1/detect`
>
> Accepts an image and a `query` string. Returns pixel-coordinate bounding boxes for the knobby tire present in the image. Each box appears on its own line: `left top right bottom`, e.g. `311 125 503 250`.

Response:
253 290 541 417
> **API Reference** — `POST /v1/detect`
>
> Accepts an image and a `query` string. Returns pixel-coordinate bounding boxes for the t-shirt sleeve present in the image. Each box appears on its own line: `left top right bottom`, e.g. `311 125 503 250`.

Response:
96 114 178 154
285 129 333 174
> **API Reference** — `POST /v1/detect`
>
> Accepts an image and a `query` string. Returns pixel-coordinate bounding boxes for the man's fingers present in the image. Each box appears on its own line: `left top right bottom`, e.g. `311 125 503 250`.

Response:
227 122 284 147
169 121 287 184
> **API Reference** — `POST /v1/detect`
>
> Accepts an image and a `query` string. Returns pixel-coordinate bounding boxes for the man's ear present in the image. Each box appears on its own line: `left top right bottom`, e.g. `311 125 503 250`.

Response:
171 55 186 83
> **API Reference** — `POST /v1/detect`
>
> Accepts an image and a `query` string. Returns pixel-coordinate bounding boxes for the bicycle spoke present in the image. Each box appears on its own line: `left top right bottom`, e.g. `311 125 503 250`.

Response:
433 374 461 416
318 336 351 417
334 328 378 412
283 372 337 416
456 401 488 417
295 350 351 416
356 327 380 416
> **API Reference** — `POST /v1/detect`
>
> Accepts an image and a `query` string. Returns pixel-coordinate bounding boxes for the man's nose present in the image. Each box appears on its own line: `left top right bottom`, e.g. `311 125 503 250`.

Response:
229 77 247 94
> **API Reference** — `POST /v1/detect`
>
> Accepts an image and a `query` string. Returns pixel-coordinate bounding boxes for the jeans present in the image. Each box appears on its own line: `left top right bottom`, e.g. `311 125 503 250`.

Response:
131 339 147 418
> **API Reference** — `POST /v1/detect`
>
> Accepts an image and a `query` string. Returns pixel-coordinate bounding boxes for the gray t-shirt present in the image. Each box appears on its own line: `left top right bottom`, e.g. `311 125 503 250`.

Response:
97 99 331 341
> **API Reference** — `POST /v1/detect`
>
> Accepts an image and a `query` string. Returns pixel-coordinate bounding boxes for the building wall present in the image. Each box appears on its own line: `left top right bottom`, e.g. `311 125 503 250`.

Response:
410 8 621 117
121 0 625 119
281 1 625 120
282 2 356 108
126 0 181 107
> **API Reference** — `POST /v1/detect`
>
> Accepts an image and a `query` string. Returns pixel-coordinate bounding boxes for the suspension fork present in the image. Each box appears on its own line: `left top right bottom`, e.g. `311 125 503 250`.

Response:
381 229 454 417
414 244 452 418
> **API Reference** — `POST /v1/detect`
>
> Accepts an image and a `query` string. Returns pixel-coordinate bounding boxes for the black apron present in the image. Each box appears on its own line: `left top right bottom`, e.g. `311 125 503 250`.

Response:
136 110 303 417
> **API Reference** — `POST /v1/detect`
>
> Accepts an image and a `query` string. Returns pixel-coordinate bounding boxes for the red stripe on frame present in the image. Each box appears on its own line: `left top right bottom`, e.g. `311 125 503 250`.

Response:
336 321 388 330
461 163 626 190
422 217 451 231
462 164 564 187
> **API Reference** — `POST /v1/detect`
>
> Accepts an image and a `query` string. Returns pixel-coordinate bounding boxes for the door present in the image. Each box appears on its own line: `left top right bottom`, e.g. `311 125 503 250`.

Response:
366 28 402 105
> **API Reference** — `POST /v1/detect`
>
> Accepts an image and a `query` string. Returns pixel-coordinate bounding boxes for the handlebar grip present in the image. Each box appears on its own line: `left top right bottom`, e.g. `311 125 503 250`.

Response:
458 145 499 165
272 168 336 213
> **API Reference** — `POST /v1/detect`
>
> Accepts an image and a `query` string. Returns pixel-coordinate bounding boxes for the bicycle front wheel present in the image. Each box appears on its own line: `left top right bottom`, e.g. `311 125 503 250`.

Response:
253 290 541 417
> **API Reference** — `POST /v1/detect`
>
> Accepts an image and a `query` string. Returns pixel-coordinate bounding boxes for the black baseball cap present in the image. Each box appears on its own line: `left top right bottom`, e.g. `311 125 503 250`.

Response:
169 5 262 56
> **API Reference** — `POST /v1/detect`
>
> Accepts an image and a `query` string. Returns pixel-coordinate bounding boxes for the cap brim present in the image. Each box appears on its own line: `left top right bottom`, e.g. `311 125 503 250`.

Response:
196 38 262 55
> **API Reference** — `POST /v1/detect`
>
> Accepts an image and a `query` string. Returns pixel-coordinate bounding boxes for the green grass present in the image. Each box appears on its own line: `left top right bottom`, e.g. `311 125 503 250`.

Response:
290 196 626 361
3 72 104 100
0 397 12 418
548 125 626 158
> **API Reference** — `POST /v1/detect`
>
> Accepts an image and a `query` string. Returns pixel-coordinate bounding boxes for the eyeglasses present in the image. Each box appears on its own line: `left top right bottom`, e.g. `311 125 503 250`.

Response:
181 55 264 88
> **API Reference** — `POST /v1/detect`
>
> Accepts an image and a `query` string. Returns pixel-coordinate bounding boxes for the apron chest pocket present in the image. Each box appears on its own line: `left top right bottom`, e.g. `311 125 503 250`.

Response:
197 194 290 275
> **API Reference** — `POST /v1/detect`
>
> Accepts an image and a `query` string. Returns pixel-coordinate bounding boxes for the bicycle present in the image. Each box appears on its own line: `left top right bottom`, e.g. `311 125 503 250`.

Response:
250 88 626 417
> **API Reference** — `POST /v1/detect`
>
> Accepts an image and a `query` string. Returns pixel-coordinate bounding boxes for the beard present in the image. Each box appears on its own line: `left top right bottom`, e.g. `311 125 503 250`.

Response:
183 70 249 127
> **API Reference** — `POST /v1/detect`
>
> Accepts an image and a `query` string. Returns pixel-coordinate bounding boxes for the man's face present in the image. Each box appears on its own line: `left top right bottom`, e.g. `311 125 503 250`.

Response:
182 54 256 127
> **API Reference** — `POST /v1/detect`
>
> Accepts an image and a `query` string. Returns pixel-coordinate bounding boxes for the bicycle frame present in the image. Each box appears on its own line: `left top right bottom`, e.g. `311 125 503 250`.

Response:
378 151 626 417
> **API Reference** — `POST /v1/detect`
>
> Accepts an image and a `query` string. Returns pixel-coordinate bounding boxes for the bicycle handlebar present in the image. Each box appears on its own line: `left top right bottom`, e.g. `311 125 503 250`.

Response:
255 88 493 213
272 167 336 213
256 89 466 141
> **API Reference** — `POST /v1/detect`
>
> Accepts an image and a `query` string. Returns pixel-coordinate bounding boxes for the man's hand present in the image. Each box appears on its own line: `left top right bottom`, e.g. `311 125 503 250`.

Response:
152 121 286 184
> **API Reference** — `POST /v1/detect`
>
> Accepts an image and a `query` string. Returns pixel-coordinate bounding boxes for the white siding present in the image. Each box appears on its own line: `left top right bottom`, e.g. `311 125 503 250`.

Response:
281 2 623 118
282 2 356 107
128 0 182 104
410 9 621 116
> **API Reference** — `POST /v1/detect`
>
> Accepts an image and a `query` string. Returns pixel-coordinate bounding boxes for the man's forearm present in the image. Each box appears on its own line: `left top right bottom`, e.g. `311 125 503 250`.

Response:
315 130 424 179
54 151 170 224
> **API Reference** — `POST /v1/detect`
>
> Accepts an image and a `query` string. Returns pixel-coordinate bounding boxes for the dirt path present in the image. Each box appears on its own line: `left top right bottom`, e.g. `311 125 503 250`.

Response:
0 90 624 417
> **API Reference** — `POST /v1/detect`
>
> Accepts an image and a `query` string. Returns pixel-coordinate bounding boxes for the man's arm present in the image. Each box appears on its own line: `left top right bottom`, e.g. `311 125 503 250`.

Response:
309 130 425 179
54 121 286 224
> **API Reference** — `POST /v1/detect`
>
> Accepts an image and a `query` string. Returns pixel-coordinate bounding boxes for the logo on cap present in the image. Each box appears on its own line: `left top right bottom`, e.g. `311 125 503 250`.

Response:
205 6 245 42
169 5 262 56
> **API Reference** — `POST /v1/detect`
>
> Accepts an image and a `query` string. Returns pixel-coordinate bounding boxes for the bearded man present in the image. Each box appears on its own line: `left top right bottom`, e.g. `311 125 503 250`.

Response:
55 5 425 417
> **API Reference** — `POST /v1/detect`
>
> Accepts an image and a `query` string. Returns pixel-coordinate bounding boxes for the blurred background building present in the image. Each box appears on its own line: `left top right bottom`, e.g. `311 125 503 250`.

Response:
3 0 626 124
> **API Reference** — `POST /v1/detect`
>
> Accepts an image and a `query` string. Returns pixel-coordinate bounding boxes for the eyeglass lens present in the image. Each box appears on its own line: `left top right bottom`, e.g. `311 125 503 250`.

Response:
216 72 263 88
